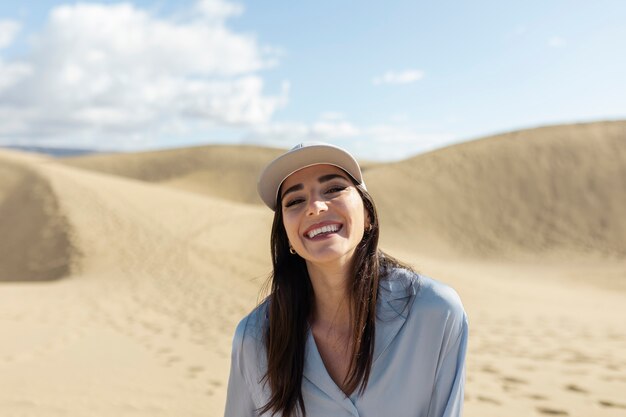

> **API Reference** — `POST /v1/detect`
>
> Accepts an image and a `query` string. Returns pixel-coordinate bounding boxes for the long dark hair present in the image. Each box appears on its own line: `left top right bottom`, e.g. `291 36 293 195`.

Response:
259 182 410 416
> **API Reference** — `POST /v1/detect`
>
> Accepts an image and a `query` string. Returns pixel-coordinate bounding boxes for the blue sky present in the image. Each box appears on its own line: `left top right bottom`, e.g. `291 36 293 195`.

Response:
0 0 625 160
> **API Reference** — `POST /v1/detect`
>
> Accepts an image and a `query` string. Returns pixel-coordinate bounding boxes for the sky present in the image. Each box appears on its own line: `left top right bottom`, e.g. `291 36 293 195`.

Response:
0 0 625 160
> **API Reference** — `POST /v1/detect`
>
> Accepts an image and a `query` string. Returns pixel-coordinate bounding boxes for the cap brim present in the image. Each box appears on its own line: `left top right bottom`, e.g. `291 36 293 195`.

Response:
257 144 363 210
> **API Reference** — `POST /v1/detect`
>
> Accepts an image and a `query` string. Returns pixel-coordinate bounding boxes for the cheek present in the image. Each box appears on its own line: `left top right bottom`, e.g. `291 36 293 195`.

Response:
282 213 299 240
346 195 366 229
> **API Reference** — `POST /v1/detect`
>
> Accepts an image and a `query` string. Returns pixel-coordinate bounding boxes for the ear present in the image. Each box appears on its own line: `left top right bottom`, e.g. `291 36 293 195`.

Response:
364 209 371 230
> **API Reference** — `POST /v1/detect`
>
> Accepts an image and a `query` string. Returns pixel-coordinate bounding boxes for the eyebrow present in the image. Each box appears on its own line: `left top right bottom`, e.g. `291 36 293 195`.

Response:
280 173 350 202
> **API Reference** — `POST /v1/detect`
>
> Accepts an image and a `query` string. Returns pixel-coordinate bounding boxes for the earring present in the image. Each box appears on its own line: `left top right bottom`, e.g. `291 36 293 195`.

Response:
289 245 296 255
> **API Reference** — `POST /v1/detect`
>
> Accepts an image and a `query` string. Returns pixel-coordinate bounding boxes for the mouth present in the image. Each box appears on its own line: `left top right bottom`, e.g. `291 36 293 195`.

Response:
304 222 343 239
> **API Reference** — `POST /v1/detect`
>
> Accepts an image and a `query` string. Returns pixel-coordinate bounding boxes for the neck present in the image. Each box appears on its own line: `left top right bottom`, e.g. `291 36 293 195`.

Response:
306 260 352 331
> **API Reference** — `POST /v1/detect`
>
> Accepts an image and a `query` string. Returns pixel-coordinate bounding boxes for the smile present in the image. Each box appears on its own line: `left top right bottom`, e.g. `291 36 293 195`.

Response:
305 223 343 239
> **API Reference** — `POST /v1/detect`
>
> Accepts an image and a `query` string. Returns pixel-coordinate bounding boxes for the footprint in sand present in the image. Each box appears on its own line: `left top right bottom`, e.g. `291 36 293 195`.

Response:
480 365 499 374
186 365 205 379
536 406 569 415
204 380 222 396
599 400 626 409
501 375 527 392
208 379 221 387
564 384 587 394
476 396 501 405
502 376 527 385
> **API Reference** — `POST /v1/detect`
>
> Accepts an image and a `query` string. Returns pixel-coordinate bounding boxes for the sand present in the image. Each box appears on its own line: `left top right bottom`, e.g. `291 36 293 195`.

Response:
1 121 625 416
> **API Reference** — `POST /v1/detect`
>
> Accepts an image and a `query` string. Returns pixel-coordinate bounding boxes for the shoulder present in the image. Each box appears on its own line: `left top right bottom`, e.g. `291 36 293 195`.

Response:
232 299 269 352
229 300 270 397
415 273 465 316
381 267 467 325
231 299 269 379
413 272 469 350
229 301 272 407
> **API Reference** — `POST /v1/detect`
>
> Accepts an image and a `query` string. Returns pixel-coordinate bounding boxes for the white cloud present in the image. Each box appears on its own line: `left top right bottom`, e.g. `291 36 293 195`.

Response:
548 36 566 48
243 117 456 160
0 1 286 146
0 61 32 91
311 121 359 137
244 119 360 148
195 0 244 20
354 125 455 160
372 69 424 85
0 19 20 48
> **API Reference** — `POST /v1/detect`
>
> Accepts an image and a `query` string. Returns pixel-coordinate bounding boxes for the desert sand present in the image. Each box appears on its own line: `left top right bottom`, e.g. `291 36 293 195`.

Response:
1 121 625 416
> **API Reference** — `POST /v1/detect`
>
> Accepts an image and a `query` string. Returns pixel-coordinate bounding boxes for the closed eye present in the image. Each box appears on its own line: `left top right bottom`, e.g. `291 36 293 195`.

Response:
284 198 304 208
283 185 348 208
325 185 347 194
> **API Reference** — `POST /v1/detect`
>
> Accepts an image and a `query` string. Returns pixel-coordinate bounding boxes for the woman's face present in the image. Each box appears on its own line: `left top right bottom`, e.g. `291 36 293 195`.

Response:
280 164 368 268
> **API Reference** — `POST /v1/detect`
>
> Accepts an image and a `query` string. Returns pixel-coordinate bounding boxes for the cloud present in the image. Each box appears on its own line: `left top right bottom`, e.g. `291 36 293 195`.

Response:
243 119 360 148
372 69 424 85
548 36 567 48
0 1 286 146
0 61 31 93
0 19 20 48
357 125 455 160
312 121 359 137
243 117 455 160
195 0 244 20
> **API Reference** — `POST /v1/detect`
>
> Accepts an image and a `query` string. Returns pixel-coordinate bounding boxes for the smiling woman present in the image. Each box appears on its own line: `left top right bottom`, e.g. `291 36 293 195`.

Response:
281 165 367 267
224 142 468 417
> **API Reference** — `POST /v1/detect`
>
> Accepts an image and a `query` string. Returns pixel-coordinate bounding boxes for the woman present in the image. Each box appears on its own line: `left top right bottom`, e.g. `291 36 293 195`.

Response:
225 142 468 417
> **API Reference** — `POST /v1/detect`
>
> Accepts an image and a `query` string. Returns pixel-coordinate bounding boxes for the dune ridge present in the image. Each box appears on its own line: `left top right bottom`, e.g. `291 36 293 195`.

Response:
1 151 274 415
369 121 626 261
61 145 284 205
0 155 75 281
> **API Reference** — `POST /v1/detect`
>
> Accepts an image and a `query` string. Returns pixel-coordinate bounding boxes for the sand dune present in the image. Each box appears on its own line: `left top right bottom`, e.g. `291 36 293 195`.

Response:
1 121 625 416
61 122 626 262
61 145 284 205
0 153 74 281
368 121 626 262
1 148 273 415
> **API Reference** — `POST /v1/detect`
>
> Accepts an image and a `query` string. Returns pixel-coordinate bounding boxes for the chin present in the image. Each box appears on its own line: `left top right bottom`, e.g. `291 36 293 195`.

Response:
303 247 356 265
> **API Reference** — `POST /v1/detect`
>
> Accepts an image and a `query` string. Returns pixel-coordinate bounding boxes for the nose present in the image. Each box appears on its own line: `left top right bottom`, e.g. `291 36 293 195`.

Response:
306 196 328 216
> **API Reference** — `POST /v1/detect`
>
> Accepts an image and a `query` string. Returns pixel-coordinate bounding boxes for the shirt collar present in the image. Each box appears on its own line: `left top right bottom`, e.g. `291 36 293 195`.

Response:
302 268 418 407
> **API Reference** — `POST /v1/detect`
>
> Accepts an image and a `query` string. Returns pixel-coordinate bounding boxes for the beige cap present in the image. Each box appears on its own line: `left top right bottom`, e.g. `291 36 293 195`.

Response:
257 142 365 210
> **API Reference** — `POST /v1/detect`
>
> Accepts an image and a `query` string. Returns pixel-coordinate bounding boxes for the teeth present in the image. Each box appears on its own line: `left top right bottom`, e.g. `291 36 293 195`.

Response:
307 224 340 238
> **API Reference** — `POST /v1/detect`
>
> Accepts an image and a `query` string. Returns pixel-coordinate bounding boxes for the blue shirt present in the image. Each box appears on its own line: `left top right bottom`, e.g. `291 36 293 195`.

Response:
225 268 469 417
